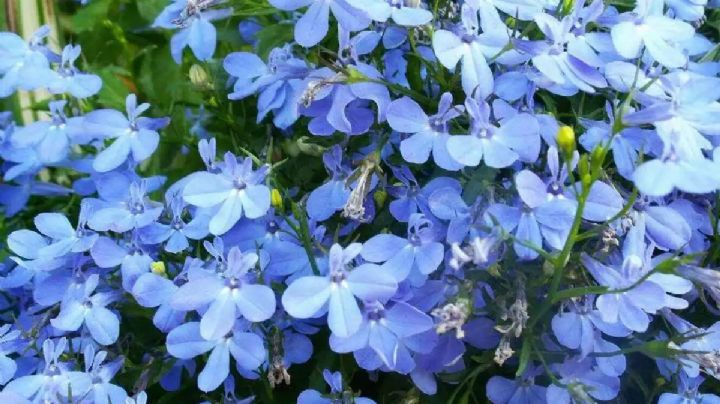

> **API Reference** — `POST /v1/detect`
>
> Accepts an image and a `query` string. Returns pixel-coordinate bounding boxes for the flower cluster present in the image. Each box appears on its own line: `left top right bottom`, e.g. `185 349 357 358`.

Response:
2 0 720 402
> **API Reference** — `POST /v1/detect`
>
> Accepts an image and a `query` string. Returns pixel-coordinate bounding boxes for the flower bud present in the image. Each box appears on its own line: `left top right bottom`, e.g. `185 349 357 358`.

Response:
296 136 326 156
561 0 575 15
151 261 166 276
271 188 283 210
345 66 368 84
189 64 211 90
373 189 387 209
556 125 576 155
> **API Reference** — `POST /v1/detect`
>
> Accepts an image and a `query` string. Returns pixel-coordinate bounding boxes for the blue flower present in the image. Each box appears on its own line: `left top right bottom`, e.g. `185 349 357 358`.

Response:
153 0 233 63
579 102 661 180
386 166 461 222
5 338 91 402
32 207 97 259
486 366 547 404
268 0 370 47
582 217 693 331
546 357 620 402
131 269 185 332
480 0 552 21
282 243 397 337
551 296 629 376
47 44 102 98
486 164 578 260
306 145 352 221
90 236 153 291
82 345 127 404
85 94 170 173
138 194 209 253
171 246 276 340
623 72 720 196
446 97 540 168
182 152 271 235
347 0 433 26
658 374 720 404
0 26 55 97
610 0 695 68
297 369 376 404
50 273 120 345
166 321 265 392
630 197 692 251
432 4 494 96
88 182 164 233
0 325 20 384
300 61 390 136
10 100 86 164
329 300 434 373
7 225 67 285
224 45 310 129
386 93 463 170
515 7 607 95
362 214 444 284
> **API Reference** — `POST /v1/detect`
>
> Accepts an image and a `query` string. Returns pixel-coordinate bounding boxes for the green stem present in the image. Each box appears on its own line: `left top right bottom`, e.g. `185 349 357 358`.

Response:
529 183 590 329
287 202 321 276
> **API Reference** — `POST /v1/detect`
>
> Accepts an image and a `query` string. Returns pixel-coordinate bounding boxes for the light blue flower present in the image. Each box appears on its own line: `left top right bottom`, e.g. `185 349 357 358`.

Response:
346 0 433 26
50 273 120 345
268 0 371 47
153 0 233 63
610 0 695 68
85 94 169 173
47 44 102 98
0 26 55 97
432 3 494 96
182 153 271 235
282 243 397 337
166 321 265 392
582 217 692 331
329 300 434 373
446 96 540 168
386 93 463 170
361 214 444 284
10 100 86 164
5 338 91 402
171 246 276 340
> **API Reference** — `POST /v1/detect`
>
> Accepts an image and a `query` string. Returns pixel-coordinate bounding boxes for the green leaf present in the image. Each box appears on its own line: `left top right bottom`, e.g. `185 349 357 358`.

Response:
138 46 201 106
136 0 167 22
255 23 294 60
406 54 424 94
95 66 132 109
552 285 608 302
234 3 279 16
69 0 113 33
639 340 678 359
515 338 531 376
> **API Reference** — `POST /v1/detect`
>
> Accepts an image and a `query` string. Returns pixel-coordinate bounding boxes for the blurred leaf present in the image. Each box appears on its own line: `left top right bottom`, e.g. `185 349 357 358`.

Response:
255 23 293 59
136 0 166 22
515 339 531 376
69 0 113 33
139 46 201 106
96 65 132 109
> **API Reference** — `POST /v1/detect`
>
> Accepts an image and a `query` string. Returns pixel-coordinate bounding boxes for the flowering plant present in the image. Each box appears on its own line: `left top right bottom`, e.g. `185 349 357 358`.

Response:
2 0 720 402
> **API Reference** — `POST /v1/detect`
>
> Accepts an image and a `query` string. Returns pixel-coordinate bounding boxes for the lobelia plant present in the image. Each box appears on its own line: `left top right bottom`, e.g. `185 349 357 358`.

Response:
2 0 720 402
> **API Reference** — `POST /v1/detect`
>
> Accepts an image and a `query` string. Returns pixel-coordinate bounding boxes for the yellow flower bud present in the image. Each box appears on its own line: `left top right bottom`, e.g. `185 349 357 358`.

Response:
373 189 388 209
189 64 212 90
557 125 576 155
271 188 283 210
151 261 166 276
345 66 368 84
